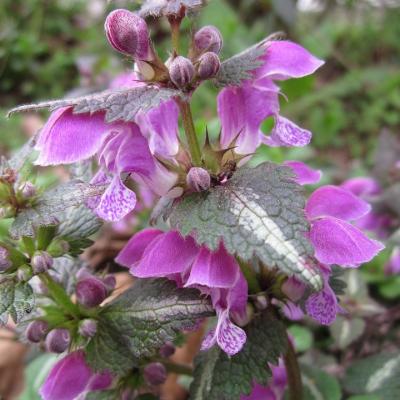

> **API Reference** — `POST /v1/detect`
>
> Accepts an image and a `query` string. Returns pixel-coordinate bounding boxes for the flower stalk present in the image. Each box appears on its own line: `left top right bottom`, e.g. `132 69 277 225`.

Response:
284 334 303 400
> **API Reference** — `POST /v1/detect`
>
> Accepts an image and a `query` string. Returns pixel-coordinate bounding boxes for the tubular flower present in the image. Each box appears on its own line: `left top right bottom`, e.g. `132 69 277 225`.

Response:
218 41 324 154
116 229 248 356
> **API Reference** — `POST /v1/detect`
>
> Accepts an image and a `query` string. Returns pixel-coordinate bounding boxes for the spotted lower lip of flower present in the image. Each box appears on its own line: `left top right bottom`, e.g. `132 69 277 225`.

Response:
218 40 324 155
116 229 248 355
306 185 384 267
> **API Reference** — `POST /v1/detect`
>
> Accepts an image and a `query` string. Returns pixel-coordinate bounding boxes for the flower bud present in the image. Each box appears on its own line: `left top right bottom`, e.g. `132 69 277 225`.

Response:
18 181 36 199
197 52 221 80
102 275 116 293
47 239 70 257
143 362 167 386
169 56 195 88
186 167 211 192
17 264 33 282
194 25 223 54
282 277 306 302
78 319 98 338
105 9 150 60
0 247 12 272
46 328 71 353
76 277 107 308
31 251 53 274
159 342 176 358
26 320 49 343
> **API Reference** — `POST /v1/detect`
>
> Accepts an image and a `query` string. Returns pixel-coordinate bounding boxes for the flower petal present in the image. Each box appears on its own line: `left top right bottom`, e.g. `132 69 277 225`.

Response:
385 247 400 275
341 177 381 197
133 231 199 277
95 176 137 222
116 229 163 268
258 40 324 81
40 351 92 400
36 107 109 166
284 161 322 185
306 185 371 221
240 384 276 400
264 116 312 148
310 216 384 267
216 310 247 356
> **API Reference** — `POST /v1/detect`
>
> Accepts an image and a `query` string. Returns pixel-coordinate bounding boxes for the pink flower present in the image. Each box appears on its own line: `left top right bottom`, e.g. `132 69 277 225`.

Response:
385 247 400 275
40 351 112 400
218 41 324 154
116 229 248 356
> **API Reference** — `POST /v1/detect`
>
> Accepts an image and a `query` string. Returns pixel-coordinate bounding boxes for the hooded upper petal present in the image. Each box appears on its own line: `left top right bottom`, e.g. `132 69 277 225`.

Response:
116 228 163 268
341 177 381 197
256 40 324 81
132 231 199 277
306 185 371 222
284 161 322 186
36 107 111 166
218 83 280 154
310 216 384 267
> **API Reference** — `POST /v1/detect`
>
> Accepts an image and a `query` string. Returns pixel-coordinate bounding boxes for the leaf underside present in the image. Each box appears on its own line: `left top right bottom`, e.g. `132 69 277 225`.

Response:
8 86 180 124
10 180 106 239
190 309 287 400
169 162 322 290
86 279 214 374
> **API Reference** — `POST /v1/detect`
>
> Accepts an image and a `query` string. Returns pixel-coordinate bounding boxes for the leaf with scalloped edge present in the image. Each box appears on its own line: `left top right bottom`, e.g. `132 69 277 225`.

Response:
139 0 204 17
86 279 214 374
8 86 180 124
190 309 287 400
168 162 322 290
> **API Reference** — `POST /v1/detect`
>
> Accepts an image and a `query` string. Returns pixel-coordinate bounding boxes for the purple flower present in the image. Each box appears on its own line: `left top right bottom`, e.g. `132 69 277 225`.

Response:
116 229 248 356
218 41 324 154
284 160 322 186
385 247 400 275
40 351 112 400
306 185 384 267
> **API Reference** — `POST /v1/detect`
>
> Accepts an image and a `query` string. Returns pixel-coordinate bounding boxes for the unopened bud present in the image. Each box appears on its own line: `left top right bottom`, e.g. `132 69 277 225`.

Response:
194 25 223 54
79 319 98 338
186 167 211 192
102 275 116 293
255 295 268 310
143 362 167 386
26 320 49 343
282 277 306 302
76 267 93 281
197 52 220 80
31 251 53 274
47 239 70 257
17 264 33 282
105 9 150 60
159 342 176 358
169 56 195 88
232 304 254 327
46 328 71 353
18 181 36 199
76 277 107 308
0 247 12 272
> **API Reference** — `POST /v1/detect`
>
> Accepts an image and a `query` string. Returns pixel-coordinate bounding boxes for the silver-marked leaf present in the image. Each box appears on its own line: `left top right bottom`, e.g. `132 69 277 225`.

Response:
344 353 400 400
10 180 106 239
330 316 366 350
86 279 214 374
8 134 39 172
139 0 204 17
190 310 287 400
8 86 180 124
0 280 35 324
169 162 322 290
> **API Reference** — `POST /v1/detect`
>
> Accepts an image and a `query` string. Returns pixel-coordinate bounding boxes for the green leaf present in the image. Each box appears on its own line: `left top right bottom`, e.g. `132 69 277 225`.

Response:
189 310 287 400
85 390 120 400
8 86 180 124
169 162 322 290
0 280 35 324
330 316 366 349
301 364 342 400
86 279 214 374
288 325 313 353
329 266 347 296
10 180 106 239
343 353 400 399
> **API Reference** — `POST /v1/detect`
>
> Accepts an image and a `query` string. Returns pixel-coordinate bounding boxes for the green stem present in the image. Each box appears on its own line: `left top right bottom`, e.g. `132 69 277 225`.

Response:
169 16 181 54
178 99 202 166
160 359 193 376
284 334 303 400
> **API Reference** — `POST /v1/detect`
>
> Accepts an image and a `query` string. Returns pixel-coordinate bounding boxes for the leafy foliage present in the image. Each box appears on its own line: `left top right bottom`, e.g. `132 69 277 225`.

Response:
169 162 322 290
86 279 214 374
343 353 400 400
190 310 287 400
8 86 181 124
0 279 34 324
10 180 106 239
139 0 204 17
